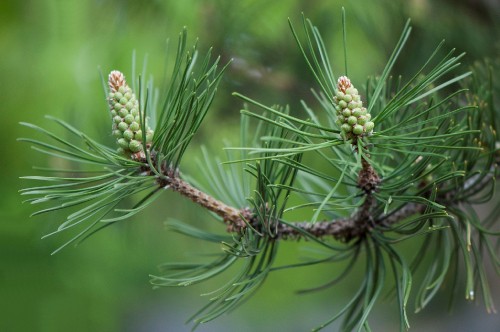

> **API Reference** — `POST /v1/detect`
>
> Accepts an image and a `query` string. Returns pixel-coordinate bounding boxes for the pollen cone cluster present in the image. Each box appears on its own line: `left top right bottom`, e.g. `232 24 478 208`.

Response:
108 70 154 158
334 76 374 138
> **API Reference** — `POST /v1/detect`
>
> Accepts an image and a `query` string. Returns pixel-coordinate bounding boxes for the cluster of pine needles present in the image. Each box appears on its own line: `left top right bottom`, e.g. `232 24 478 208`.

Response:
19 11 499 331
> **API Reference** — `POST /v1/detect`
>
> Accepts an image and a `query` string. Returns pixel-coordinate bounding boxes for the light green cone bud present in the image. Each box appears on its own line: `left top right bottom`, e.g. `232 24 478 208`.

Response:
341 123 352 133
117 138 129 149
108 70 154 159
333 76 375 139
124 114 135 124
358 116 367 125
118 122 128 132
343 94 352 102
346 87 358 95
353 125 364 135
129 122 140 132
129 140 143 153
118 108 128 117
123 129 134 140
347 116 358 125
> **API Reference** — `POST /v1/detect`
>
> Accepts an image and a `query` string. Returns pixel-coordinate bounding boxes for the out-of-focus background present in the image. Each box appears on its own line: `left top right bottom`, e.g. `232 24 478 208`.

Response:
1 0 499 331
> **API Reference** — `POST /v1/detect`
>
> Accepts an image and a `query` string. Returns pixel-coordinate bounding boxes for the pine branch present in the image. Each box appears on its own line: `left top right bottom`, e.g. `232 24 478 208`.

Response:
146 151 427 242
19 14 500 331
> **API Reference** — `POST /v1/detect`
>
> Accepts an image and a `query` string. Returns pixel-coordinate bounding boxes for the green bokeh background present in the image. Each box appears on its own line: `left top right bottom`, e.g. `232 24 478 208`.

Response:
2 0 499 331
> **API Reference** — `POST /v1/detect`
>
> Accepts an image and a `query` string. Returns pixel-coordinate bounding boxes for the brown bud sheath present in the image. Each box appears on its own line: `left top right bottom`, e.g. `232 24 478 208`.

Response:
108 70 126 93
337 76 352 93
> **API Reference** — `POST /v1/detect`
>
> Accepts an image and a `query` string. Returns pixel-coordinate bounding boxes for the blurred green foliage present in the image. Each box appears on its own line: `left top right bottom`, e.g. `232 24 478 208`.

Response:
2 0 499 331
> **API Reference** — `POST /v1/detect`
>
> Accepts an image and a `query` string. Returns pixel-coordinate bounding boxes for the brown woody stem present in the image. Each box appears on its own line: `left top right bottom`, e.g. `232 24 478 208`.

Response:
149 150 406 242
156 168 252 232
275 201 425 241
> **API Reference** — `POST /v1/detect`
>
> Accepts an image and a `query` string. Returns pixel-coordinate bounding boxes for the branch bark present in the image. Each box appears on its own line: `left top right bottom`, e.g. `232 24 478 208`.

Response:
148 151 422 242
159 169 425 242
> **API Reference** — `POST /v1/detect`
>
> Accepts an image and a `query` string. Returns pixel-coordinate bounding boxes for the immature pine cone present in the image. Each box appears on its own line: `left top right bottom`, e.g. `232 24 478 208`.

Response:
108 70 154 158
333 76 374 138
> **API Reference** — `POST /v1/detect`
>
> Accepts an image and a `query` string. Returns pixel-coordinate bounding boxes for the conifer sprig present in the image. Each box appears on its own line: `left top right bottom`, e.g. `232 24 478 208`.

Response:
19 30 229 254
19 13 499 332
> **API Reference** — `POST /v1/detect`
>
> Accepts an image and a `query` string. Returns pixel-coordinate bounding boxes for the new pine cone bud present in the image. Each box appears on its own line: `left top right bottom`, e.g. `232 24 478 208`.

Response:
107 70 154 159
334 76 374 139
